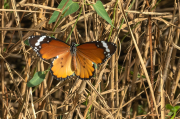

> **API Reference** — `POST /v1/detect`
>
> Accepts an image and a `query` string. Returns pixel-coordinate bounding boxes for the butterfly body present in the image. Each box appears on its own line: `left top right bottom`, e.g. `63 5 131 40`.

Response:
70 42 77 71
28 36 117 80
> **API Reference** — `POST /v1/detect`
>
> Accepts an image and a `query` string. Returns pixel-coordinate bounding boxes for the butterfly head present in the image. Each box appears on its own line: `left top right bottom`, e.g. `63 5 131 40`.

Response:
70 42 77 55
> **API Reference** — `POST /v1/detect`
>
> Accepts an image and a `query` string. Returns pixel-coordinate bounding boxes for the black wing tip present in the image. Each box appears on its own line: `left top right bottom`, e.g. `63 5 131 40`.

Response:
28 35 61 60
101 41 117 64
29 45 46 60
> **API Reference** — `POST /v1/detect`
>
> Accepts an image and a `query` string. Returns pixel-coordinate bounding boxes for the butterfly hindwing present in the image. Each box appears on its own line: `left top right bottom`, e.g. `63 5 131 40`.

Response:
75 52 95 80
50 51 74 80
76 41 117 64
28 36 70 60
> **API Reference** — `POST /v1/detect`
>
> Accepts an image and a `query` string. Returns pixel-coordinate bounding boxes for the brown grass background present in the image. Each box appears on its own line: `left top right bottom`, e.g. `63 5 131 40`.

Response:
0 0 180 118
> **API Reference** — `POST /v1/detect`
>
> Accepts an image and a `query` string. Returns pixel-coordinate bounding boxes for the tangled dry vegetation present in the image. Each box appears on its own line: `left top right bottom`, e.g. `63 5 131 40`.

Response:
1 0 180 118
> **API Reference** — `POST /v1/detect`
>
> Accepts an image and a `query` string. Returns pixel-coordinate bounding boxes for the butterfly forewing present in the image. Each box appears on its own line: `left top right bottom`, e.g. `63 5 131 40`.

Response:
77 41 117 64
28 36 70 60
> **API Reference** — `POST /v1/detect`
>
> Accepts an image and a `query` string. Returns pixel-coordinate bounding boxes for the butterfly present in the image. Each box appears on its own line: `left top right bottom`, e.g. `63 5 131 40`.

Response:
28 35 117 80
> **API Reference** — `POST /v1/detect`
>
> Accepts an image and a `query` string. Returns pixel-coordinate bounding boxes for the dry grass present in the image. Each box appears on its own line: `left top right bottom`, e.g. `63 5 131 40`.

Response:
1 0 180 119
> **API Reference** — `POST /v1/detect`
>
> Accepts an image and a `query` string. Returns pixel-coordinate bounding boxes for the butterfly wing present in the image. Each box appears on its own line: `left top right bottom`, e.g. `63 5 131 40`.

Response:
75 41 117 80
50 51 74 80
28 36 70 60
28 35 74 80
77 41 117 64
75 52 95 80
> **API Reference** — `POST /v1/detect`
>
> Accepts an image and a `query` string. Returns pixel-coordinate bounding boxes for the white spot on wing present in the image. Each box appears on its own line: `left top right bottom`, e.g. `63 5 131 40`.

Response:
34 47 38 52
52 56 59 64
35 36 46 46
101 41 110 52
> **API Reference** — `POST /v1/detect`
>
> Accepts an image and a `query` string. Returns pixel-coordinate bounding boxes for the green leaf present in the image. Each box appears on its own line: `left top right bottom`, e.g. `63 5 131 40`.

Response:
3 48 6 52
63 3 79 18
27 71 45 87
166 104 173 110
174 106 180 112
75 43 79 47
48 0 79 24
24 39 29 46
168 111 173 116
138 105 144 115
165 104 180 119
4 0 10 9
93 1 114 27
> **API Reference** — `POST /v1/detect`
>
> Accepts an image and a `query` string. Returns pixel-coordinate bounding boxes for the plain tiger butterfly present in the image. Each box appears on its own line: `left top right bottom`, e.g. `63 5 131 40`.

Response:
28 36 117 80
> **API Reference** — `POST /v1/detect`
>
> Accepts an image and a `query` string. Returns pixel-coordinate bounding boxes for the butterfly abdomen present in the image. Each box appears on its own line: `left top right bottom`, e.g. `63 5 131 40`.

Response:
71 55 77 71
70 42 77 71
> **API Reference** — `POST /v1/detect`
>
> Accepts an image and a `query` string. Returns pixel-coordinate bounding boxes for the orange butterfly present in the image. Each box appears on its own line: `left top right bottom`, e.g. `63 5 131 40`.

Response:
28 36 117 80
